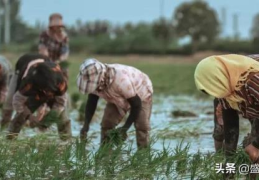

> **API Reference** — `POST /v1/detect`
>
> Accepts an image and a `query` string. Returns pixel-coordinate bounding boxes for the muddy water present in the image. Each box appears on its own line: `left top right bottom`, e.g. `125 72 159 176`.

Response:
14 95 251 153
150 95 250 153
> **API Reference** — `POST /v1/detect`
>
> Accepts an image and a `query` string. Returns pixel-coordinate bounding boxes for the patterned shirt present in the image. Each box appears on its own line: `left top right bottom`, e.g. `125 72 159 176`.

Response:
18 62 67 101
219 54 259 119
38 30 69 62
4 54 68 114
92 64 153 115
13 54 67 100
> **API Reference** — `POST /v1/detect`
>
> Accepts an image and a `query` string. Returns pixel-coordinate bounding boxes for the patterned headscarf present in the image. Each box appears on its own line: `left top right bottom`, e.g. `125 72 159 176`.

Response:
77 58 115 94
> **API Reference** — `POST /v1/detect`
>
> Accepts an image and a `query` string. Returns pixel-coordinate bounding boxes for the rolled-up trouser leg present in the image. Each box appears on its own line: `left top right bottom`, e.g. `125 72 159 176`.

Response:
7 112 29 140
101 103 123 144
57 109 72 140
134 101 152 149
8 92 42 139
52 94 71 140
213 98 225 152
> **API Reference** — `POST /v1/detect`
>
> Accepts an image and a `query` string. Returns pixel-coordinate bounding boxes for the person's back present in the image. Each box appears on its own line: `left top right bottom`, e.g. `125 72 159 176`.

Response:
77 58 153 148
1 53 71 140
195 54 259 172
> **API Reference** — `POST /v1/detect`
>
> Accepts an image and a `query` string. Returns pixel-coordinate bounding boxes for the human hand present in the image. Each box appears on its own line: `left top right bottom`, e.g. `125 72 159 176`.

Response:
116 127 128 141
29 115 38 128
245 144 259 162
80 127 88 141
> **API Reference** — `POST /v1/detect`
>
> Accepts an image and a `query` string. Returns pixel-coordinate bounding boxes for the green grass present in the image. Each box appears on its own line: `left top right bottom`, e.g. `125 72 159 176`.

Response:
63 53 207 107
132 63 198 95
3 53 203 96
0 53 214 179
68 58 198 95
66 54 206 107
0 135 251 180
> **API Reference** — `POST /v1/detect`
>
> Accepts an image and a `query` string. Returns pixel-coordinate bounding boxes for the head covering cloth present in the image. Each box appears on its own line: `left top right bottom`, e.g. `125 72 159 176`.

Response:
77 58 115 94
195 54 259 110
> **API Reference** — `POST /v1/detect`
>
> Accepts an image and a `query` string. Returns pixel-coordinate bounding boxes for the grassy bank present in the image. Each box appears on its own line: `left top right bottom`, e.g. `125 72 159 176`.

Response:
69 60 198 95
67 53 204 97
2 53 204 96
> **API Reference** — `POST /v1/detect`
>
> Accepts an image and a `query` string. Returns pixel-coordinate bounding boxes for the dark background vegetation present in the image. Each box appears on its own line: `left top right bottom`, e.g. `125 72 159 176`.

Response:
1 0 259 55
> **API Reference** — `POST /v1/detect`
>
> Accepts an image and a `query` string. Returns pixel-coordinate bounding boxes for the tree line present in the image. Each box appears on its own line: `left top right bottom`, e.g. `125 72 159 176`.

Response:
1 0 259 55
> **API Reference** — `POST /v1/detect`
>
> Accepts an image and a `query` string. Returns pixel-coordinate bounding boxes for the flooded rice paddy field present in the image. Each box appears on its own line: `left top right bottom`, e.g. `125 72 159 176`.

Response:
15 95 251 153
0 95 252 179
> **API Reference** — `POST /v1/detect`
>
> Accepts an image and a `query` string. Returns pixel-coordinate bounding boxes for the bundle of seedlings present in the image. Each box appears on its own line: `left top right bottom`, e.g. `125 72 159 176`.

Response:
36 110 60 130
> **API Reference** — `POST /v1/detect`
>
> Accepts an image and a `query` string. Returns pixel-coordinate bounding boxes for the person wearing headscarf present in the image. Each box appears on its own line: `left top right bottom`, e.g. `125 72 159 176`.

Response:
212 55 259 154
195 54 259 164
1 53 71 140
77 58 153 148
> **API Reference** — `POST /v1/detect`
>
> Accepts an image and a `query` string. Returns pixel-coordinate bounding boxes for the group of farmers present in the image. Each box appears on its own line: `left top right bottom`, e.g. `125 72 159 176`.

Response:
0 13 153 149
1 13 259 175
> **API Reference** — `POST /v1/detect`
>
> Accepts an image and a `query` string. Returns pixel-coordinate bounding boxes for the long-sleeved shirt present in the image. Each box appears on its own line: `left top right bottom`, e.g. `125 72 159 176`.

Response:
77 63 153 116
12 54 67 113
219 54 259 119
38 30 69 62
94 64 153 116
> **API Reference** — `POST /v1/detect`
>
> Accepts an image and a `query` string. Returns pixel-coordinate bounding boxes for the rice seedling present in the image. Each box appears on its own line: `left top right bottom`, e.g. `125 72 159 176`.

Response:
0 134 253 180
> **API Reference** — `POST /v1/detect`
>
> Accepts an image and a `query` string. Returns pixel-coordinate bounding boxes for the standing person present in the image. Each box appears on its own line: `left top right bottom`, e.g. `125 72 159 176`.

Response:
1 53 71 140
38 13 70 117
77 58 153 148
38 13 69 77
194 54 259 164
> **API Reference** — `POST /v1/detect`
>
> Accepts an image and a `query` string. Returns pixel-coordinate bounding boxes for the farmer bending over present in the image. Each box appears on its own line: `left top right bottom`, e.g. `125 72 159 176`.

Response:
1 54 71 140
38 13 70 120
77 58 153 148
212 55 259 152
195 54 259 163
